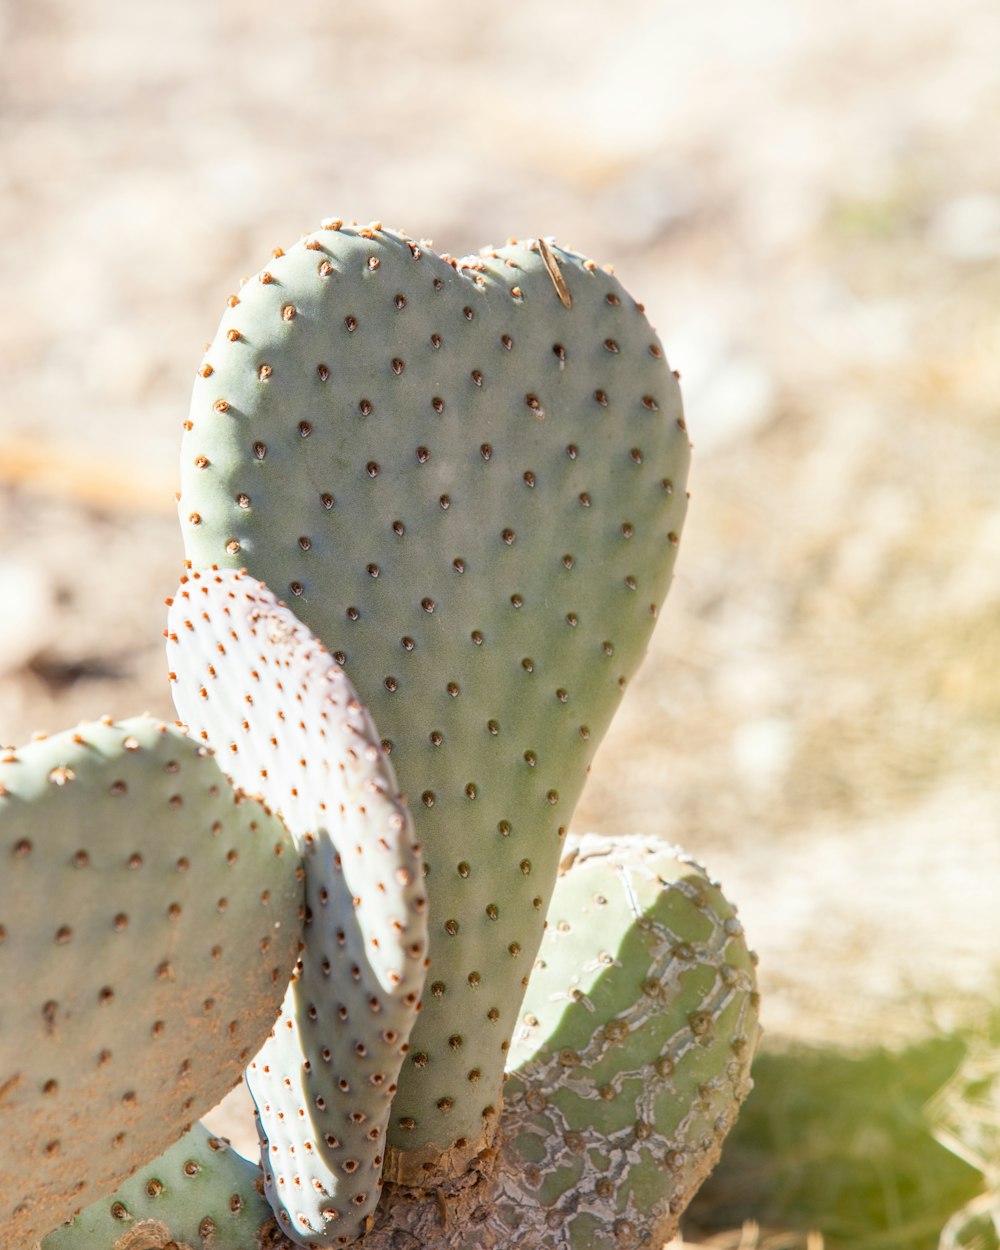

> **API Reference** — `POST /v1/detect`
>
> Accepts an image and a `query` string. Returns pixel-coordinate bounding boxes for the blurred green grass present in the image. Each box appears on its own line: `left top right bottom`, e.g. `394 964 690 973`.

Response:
682 1022 1000 1250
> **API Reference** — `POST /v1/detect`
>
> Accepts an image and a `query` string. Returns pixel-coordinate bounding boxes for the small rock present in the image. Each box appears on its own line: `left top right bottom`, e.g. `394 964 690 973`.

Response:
931 193 1000 262
667 321 776 452
0 559 55 677
732 716 794 787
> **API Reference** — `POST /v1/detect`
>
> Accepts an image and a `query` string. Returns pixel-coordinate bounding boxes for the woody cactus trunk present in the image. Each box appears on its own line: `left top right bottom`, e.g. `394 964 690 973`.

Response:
0 221 760 1250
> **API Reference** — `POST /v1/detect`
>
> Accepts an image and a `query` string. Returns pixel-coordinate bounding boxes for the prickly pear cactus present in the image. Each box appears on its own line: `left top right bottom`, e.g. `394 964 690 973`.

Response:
167 568 429 1245
7 219 760 1250
0 716 302 1248
178 221 691 1171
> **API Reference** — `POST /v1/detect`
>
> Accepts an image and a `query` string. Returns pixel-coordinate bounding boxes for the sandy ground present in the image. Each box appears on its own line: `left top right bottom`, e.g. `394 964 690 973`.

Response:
2 0 999 1194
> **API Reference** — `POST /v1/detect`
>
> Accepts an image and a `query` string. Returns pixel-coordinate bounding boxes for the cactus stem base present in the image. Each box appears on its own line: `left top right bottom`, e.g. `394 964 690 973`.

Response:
383 1107 502 1188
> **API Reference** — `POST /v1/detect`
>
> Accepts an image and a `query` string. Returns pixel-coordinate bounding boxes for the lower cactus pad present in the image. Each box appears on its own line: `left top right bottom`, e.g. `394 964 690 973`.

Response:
41 1123 279 1250
0 717 302 1247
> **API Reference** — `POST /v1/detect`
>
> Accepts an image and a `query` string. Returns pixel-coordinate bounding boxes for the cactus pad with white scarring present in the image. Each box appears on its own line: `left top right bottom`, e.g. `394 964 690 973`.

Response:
167 568 428 1244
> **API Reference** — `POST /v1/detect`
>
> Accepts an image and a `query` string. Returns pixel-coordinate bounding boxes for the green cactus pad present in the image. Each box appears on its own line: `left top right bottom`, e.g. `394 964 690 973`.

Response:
42 1123 280 1250
0 716 302 1248
364 834 760 1249
167 569 428 1245
179 221 691 1166
495 834 759 1248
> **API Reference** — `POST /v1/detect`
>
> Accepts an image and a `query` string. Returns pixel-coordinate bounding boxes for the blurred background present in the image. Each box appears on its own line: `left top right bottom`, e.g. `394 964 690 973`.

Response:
3 0 999 1246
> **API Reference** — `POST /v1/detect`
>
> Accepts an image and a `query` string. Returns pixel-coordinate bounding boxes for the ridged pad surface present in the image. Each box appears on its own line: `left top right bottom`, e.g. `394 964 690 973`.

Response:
179 221 691 1159
0 717 301 1247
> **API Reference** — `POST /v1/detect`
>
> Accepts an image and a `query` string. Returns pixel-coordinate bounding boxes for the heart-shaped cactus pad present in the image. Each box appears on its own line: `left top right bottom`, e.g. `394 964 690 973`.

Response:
179 221 691 1169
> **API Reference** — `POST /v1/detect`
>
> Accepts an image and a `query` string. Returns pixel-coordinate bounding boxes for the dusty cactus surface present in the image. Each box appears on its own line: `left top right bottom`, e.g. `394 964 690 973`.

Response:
0 716 302 1246
168 568 429 1243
